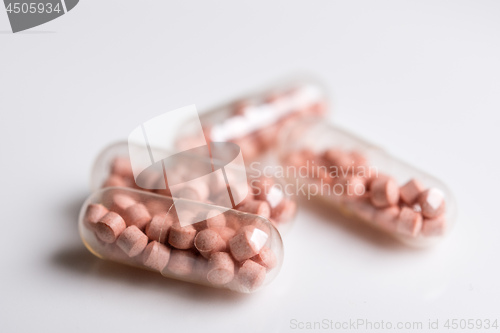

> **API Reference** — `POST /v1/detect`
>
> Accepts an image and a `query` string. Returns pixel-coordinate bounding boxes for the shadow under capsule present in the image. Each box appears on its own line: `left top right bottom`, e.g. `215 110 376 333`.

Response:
51 246 246 302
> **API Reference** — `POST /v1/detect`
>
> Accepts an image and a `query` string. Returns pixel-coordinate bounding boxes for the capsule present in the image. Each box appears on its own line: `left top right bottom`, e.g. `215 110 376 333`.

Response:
176 78 328 162
79 187 284 293
278 118 457 247
90 141 297 232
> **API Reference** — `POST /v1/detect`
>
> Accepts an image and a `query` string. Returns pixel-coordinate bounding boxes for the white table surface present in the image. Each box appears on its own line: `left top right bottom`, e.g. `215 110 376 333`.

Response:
1 1 499 332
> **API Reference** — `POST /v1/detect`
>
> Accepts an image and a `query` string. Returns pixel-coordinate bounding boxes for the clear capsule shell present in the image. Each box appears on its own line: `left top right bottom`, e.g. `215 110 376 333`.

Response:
175 77 329 163
279 118 457 247
79 187 284 293
90 141 297 233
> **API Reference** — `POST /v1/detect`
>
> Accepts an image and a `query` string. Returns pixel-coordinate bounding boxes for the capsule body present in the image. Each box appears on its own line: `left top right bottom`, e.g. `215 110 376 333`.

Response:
279 119 457 247
90 141 297 232
176 78 328 162
79 187 284 293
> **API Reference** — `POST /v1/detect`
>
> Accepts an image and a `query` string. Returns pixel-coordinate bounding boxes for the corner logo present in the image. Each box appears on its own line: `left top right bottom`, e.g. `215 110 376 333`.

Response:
3 0 79 33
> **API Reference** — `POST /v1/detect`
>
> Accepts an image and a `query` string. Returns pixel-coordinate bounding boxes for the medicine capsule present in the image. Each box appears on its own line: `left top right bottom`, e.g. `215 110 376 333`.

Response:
279 119 457 247
79 187 284 293
90 141 297 232
176 78 328 162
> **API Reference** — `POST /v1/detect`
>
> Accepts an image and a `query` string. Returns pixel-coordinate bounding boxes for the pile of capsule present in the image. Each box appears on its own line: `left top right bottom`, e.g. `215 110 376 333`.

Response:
81 188 281 293
79 78 455 293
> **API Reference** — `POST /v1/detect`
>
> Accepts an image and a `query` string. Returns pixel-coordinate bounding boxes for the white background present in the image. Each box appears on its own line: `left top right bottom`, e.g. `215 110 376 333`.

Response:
1 1 499 332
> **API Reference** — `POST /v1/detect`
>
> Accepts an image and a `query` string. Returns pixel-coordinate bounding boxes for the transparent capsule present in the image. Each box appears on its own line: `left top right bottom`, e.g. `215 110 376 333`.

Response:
279 118 457 247
90 141 298 232
176 78 328 162
79 187 284 293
